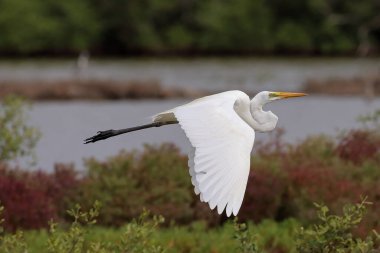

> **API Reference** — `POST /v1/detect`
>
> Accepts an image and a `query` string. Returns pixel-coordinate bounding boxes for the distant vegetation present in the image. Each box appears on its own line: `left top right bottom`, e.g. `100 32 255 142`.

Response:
0 0 379 56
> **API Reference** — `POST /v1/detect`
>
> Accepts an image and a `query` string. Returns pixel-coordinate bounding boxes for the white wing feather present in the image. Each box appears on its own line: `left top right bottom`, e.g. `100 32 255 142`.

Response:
171 91 255 216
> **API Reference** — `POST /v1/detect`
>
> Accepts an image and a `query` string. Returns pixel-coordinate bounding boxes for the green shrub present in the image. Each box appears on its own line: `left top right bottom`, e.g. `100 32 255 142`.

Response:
231 198 380 253
234 220 260 253
0 202 165 253
76 144 196 226
0 206 27 253
46 202 163 253
358 110 380 129
0 96 40 163
296 197 380 252
1 199 379 253
47 202 102 253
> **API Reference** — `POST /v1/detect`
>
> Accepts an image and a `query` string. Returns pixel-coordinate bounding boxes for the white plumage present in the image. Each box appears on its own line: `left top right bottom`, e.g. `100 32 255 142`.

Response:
172 91 254 216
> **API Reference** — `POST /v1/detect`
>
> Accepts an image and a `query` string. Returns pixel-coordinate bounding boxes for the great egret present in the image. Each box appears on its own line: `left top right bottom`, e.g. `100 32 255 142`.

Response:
84 90 306 216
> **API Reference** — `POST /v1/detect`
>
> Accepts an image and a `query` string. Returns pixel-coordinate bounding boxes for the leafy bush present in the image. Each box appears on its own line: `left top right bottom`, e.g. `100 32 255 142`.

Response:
359 109 380 129
1 199 378 253
0 164 80 231
47 202 102 253
234 220 260 253
0 96 40 163
233 199 380 253
240 168 288 223
0 167 57 231
335 129 380 165
0 205 27 253
76 144 197 226
1 202 165 253
296 198 380 252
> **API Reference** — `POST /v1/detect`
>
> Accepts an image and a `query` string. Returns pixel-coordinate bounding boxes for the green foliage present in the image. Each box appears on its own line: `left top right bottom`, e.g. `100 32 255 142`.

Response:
0 202 164 253
296 197 380 253
47 207 165 253
275 22 313 52
0 0 379 55
316 21 357 54
116 211 164 253
232 199 380 253
0 0 99 53
77 144 194 226
47 201 101 253
234 220 260 253
165 25 194 51
196 0 273 52
358 109 380 129
0 96 40 163
83 0 199 54
0 206 27 253
0 199 379 252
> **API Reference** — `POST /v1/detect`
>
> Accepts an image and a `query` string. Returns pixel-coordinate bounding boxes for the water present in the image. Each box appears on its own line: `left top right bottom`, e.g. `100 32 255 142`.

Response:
25 97 380 171
1 57 379 91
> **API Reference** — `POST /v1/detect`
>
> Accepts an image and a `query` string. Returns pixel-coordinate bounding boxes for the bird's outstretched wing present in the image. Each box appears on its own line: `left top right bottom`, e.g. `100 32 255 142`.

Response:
173 91 255 216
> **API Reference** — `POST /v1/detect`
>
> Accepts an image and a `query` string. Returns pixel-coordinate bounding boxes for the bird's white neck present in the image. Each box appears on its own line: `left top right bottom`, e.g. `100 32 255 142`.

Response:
248 94 278 132
250 92 269 111
234 92 278 133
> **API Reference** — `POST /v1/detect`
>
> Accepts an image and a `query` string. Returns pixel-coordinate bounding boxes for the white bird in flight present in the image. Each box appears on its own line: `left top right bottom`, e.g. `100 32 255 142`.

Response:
84 90 307 217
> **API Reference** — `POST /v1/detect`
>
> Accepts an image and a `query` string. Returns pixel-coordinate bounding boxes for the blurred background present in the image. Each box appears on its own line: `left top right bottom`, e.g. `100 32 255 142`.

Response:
0 1 380 252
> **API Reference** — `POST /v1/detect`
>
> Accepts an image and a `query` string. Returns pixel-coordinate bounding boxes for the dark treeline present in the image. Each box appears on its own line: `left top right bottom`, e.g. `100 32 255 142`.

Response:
0 0 379 56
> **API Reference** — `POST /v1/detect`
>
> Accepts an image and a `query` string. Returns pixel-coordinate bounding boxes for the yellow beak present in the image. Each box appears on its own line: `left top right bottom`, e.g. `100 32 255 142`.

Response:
271 92 308 99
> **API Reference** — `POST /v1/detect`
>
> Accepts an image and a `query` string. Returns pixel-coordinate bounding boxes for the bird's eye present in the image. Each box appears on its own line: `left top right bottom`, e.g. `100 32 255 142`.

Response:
268 92 277 98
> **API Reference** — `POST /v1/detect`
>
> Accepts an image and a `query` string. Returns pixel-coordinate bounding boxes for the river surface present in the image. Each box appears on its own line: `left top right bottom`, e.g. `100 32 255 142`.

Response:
23 97 380 171
2 57 379 170
1 57 379 91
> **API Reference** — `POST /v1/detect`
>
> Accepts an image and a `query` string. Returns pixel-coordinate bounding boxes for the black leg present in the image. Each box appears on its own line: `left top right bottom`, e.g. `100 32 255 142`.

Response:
84 121 178 144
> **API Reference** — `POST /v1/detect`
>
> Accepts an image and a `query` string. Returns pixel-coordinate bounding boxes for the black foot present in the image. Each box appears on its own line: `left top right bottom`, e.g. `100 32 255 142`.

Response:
84 130 115 144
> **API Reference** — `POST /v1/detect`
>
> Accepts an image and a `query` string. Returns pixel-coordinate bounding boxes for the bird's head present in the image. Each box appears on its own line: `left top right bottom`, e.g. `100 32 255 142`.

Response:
250 91 307 132
255 91 307 104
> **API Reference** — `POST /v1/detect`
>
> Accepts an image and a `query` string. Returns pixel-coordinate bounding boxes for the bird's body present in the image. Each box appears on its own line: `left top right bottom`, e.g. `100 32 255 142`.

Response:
84 90 306 217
